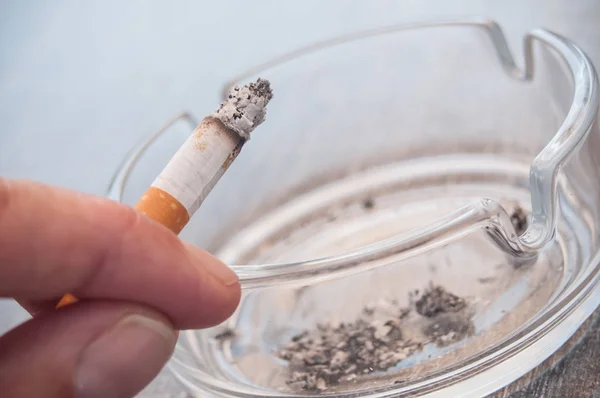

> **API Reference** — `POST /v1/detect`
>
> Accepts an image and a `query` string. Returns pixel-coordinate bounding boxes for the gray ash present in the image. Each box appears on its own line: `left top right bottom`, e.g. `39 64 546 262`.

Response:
277 284 472 391
214 328 236 341
362 197 375 210
510 205 528 235
212 77 273 139
424 313 474 347
478 276 496 284
246 77 273 101
277 311 420 391
412 284 466 317
413 285 474 347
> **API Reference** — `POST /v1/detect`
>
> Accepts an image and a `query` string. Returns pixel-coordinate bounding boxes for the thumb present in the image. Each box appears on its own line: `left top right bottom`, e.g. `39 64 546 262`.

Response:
0 301 177 398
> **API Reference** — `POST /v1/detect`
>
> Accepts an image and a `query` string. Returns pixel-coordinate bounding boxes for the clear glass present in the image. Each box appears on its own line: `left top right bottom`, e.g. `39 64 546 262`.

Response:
108 19 599 397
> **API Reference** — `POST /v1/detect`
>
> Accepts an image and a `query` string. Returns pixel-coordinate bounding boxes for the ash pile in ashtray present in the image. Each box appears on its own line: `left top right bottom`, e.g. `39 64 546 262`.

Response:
509 204 528 236
276 284 474 391
413 284 467 317
277 308 420 391
412 284 473 347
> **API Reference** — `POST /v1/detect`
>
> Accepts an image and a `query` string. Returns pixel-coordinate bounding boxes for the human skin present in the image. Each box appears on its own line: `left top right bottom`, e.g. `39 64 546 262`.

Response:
0 178 241 398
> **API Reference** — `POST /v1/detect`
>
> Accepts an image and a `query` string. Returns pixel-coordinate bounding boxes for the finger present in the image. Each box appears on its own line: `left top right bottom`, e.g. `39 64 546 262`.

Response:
15 299 55 316
0 179 240 329
0 301 176 398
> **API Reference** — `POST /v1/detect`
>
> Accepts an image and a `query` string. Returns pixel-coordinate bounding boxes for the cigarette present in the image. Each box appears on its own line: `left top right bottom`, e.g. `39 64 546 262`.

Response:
56 78 273 308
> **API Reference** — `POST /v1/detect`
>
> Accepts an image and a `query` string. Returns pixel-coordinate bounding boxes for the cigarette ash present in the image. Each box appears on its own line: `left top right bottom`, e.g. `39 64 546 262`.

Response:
275 284 474 391
214 328 236 341
411 283 467 317
423 313 474 347
412 285 473 347
213 78 274 140
362 197 375 210
509 204 528 236
278 309 419 391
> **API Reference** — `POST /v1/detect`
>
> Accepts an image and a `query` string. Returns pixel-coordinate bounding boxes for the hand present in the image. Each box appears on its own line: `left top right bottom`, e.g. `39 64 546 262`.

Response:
0 178 241 398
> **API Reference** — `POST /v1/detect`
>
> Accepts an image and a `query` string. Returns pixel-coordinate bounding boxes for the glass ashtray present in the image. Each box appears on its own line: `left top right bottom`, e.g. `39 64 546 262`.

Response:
107 18 600 397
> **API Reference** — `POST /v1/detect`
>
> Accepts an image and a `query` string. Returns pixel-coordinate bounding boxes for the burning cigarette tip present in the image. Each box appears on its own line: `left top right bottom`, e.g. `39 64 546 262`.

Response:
213 77 273 140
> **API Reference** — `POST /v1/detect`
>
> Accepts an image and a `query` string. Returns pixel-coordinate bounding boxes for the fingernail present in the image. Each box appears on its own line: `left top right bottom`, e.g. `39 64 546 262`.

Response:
75 314 176 398
186 243 239 287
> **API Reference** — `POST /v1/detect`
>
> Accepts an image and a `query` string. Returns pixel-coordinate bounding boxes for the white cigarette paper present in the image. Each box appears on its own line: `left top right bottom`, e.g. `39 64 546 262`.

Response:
151 119 240 215
147 78 273 218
